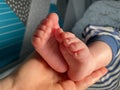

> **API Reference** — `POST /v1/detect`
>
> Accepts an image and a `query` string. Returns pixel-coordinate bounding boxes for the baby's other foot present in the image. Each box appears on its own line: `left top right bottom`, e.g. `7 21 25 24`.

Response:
32 13 68 73
55 29 96 81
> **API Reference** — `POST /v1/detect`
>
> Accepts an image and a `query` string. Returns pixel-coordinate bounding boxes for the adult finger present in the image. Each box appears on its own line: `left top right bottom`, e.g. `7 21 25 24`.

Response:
76 67 108 90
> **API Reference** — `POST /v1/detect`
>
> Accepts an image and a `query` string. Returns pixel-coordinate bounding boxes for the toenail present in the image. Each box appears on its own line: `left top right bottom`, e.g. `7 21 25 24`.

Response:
65 38 70 43
70 44 76 50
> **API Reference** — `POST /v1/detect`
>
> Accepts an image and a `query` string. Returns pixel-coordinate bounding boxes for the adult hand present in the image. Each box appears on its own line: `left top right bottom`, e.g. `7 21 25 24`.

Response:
0 52 107 90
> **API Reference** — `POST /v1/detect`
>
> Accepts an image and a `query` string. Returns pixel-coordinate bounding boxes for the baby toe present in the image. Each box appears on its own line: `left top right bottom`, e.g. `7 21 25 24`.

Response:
61 32 75 39
69 42 82 52
37 25 46 31
63 37 80 47
40 18 53 28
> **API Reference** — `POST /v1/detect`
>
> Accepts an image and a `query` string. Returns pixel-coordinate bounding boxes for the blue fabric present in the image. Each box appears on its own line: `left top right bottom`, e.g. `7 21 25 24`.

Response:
0 0 25 67
72 1 120 39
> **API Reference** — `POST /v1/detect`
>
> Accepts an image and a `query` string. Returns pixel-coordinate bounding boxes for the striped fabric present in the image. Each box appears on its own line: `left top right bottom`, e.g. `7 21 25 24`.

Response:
82 25 120 90
0 0 25 69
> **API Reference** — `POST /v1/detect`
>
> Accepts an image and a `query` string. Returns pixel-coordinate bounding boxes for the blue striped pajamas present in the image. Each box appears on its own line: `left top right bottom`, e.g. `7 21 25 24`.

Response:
82 25 120 90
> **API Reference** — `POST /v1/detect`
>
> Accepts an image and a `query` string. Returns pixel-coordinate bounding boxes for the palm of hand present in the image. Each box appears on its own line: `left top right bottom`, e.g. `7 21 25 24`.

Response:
11 52 107 90
12 53 75 90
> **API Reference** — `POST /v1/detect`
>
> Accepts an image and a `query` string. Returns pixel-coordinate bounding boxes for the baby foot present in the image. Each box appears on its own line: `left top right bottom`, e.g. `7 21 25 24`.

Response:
55 29 96 81
32 13 68 73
